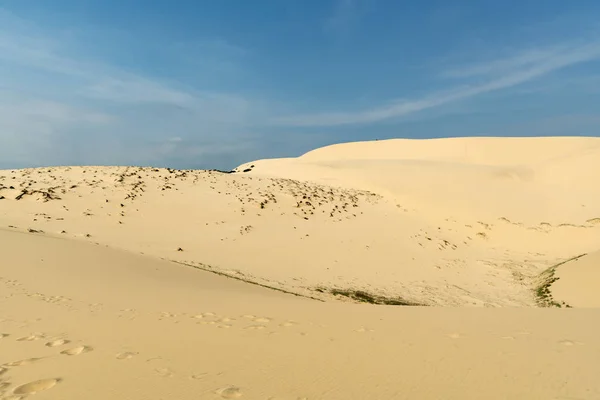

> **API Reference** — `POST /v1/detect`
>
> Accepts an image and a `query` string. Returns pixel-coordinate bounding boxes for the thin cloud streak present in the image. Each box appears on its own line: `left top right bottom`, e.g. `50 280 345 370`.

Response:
273 41 600 127
441 47 566 78
0 12 247 110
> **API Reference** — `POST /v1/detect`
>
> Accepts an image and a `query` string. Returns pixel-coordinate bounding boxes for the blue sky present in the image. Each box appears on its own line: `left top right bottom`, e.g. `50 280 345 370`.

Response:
1 0 600 170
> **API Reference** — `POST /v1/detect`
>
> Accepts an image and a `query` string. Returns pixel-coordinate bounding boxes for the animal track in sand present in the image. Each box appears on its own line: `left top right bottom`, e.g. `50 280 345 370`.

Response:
12 378 60 395
116 351 138 360
0 333 8 339
45 339 70 347
354 327 374 333
61 345 93 356
253 317 271 323
216 386 243 399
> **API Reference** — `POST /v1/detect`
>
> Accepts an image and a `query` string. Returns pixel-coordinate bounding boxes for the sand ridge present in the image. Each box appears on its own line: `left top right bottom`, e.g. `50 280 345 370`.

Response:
2 137 600 307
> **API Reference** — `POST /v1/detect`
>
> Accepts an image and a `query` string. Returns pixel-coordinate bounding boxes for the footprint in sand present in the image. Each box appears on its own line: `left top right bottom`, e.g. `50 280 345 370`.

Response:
253 317 271 323
3 358 43 367
5 394 26 400
12 378 60 395
116 352 138 360
216 386 243 399
193 312 218 320
16 334 44 342
446 333 462 339
354 327 374 333
46 339 70 347
154 367 174 378
61 345 93 356
159 312 177 320
558 339 583 347
279 321 297 328
267 397 308 400
0 333 9 339
244 325 266 331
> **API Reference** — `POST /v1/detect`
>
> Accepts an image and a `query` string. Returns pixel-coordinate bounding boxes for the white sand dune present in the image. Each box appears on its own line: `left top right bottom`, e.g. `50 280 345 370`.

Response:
237 137 600 224
1 136 600 399
1 228 599 400
2 137 598 307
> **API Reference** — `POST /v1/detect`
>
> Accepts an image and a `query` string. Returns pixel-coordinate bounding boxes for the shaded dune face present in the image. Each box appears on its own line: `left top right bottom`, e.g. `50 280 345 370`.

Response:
1 137 600 307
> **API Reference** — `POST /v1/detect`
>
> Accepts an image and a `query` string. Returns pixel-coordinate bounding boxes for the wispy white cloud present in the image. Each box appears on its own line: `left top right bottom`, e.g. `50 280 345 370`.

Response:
2 5 599 169
86 78 197 107
0 93 113 125
273 40 600 127
0 33 203 108
0 91 115 166
0 8 262 168
441 46 567 79
0 8 253 110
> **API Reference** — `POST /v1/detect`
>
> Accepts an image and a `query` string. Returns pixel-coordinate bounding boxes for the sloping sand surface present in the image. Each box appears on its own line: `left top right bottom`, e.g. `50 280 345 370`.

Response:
238 137 600 223
1 137 600 399
550 250 600 307
2 137 598 307
1 228 599 400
